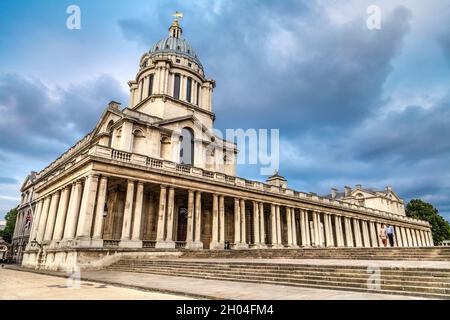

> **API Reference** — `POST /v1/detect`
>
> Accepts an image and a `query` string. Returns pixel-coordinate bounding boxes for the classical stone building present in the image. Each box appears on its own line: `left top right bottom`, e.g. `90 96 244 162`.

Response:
20 18 433 271
327 185 406 216
11 172 36 263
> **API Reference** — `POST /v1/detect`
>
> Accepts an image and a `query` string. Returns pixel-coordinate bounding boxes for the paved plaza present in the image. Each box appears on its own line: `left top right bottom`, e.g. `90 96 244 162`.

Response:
0 266 426 300
0 268 191 300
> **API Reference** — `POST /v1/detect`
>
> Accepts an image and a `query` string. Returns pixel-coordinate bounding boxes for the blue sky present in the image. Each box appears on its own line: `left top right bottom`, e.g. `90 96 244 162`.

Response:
0 0 449 221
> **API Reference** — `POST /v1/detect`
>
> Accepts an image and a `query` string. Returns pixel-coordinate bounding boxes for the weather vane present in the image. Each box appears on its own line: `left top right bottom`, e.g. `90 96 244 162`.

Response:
172 11 184 21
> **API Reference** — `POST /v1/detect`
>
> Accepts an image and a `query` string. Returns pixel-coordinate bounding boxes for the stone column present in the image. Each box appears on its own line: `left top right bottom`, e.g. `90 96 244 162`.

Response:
353 218 363 247
376 223 383 247
210 193 221 250
395 226 403 247
312 211 320 247
63 181 83 241
219 195 225 245
415 230 422 246
155 184 167 242
286 207 293 247
186 190 195 244
361 220 370 248
305 210 311 246
52 186 71 242
44 191 61 242
300 209 307 246
270 204 277 247
253 201 260 247
163 186 175 245
428 231 434 246
291 209 298 248
337 216 344 247
29 199 43 242
193 191 203 248
240 199 247 246
36 196 51 243
131 182 145 242
120 180 136 246
400 227 408 247
76 174 100 241
276 205 282 246
419 230 426 247
259 202 266 247
92 176 108 241
344 217 354 247
411 229 418 247
405 228 413 247
324 213 332 247
369 222 378 247
234 198 241 245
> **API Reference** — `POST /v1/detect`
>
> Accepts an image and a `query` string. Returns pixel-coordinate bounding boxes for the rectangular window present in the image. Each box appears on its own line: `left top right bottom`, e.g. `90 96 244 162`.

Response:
139 79 144 101
196 83 200 106
186 78 192 103
148 74 154 96
174 74 181 99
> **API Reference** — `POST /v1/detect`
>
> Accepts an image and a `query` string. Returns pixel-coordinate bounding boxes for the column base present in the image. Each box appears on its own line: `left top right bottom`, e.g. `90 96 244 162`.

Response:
155 240 176 249
119 240 143 248
251 244 268 249
185 241 204 250
233 242 249 250
72 238 105 248
288 244 299 249
270 244 284 249
209 242 225 250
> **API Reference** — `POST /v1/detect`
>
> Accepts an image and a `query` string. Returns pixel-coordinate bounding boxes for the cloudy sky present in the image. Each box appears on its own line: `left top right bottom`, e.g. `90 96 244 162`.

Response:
0 0 449 221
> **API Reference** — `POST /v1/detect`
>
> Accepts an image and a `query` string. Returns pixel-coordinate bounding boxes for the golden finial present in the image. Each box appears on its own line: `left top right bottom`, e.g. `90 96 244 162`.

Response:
172 11 184 21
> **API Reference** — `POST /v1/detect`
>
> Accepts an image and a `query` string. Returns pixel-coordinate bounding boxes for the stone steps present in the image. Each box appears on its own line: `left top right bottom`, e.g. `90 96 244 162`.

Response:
107 259 450 299
108 266 450 289
180 248 450 261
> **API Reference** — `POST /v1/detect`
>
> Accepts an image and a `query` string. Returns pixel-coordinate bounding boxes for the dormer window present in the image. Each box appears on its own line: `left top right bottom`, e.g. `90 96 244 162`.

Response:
177 45 181 50
165 44 169 49
176 59 181 63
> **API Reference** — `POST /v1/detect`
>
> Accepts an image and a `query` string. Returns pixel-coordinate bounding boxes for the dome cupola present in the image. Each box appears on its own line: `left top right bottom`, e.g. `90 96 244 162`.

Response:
149 17 203 69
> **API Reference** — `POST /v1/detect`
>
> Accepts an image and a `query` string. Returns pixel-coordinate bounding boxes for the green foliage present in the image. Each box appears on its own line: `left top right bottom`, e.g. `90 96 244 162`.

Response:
406 199 450 245
0 207 18 243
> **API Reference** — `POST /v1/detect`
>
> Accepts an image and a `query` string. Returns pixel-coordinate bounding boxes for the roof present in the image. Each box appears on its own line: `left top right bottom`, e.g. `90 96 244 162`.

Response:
149 36 202 68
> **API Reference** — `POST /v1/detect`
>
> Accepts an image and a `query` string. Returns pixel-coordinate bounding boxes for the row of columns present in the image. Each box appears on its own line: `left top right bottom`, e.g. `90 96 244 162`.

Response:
29 174 109 247
28 175 435 250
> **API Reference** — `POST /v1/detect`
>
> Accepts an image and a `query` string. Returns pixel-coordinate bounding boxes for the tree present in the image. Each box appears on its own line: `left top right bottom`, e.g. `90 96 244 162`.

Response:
406 199 450 245
0 207 18 243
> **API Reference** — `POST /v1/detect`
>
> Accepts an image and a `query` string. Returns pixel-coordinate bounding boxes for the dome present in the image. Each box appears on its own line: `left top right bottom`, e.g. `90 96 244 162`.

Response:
149 20 203 69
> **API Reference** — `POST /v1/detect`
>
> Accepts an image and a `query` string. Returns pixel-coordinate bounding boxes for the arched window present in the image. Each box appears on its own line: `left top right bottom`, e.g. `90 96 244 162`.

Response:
180 127 194 165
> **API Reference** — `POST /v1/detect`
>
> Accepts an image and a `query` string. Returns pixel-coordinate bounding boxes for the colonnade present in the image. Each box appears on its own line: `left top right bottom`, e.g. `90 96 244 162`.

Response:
28 174 435 250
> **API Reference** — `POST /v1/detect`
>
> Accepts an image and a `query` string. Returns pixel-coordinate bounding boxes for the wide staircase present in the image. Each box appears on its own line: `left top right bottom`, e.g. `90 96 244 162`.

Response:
181 247 450 261
107 258 450 299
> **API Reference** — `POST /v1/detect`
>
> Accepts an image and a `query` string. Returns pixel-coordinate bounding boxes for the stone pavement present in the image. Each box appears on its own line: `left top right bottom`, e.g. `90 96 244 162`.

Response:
0 268 191 300
3 265 425 300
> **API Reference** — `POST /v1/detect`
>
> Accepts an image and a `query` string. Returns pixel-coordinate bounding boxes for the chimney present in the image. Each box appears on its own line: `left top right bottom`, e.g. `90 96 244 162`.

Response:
355 184 362 190
108 101 121 110
344 186 352 197
331 188 338 199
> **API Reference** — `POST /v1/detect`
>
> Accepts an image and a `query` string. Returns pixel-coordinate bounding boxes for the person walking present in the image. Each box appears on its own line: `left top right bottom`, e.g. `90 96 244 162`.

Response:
386 225 395 247
379 224 388 247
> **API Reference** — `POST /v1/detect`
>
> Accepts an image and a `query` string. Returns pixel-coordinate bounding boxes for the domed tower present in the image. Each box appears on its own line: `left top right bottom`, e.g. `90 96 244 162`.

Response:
128 17 216 130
